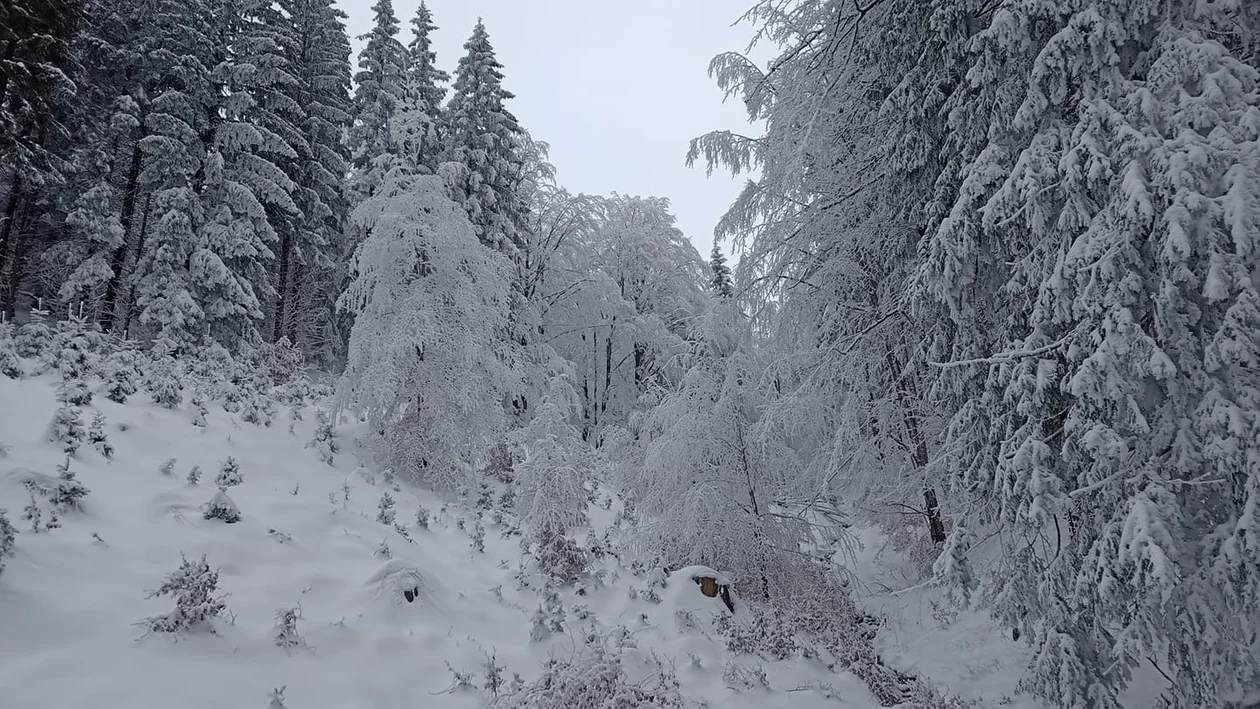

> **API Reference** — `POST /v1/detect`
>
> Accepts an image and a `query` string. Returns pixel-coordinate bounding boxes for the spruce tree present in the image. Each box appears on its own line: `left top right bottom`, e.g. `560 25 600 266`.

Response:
278 0 353 362
443 19 527 253
0 0 85 320
709 240 734 298
402 2 448 172
347 0 406 203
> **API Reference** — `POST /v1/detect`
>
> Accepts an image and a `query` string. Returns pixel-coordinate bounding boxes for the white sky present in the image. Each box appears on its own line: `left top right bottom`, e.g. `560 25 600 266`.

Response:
336 0 764 258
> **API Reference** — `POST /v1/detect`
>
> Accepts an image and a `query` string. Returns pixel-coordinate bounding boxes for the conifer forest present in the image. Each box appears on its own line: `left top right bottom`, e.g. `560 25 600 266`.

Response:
0 1 1258 707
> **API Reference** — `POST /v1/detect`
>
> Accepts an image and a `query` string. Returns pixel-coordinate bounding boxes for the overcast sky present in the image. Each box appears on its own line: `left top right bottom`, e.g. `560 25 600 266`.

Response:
336 0 764 258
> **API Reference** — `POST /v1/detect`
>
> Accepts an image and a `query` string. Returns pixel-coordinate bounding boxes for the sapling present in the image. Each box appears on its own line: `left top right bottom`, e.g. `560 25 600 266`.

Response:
88 412 113 459
159 458 177 477
187 465 202 485
216 457 243 489
203 489 241 524
0 508 16 576
376 492 396 525
140 554 227 634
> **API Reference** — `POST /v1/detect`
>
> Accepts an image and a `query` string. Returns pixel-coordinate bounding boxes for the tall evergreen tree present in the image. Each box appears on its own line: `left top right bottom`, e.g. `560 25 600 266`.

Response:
278 0 352 362
709 240 734 298
347 0 406 203
0 0 85 320
401 2 448 173
130 0 217 347
443 19 527 253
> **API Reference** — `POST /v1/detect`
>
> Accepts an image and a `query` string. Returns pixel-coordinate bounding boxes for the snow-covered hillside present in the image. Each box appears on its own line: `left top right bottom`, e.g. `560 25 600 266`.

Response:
0 345 1060 709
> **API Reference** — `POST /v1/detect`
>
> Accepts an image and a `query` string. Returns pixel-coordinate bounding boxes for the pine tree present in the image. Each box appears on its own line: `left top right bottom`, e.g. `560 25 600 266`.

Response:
347 0 406 203
442 19 527 253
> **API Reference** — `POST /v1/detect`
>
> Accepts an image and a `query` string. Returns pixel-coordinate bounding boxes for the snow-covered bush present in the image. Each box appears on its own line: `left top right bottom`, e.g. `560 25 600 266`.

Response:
513 378 590 536
203 489 241 524
376 492 395 525
101 348 139 403
268 687 287 709
187 465 202 485
140 554 227 634
492 634 684 708
159 458 177 477
0 328 22 379
534 528 587 586
143 339 183 409
216 457 243 489
13 322 51 359
415 505 430 530
47 404 85 456
307 409 338 465
274 606 305 651
0 508 16 576
260 337 305 385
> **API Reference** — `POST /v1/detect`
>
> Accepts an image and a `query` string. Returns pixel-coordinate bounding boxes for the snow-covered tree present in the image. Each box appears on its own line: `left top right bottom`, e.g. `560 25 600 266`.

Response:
514 377 590 538
626 302 809 602
275 0 353 360
141 553 228 634
338 168 513 490
347 0 406 203
402 2 448 172
0 508 15 576
442 20 527 253
709 240 734 298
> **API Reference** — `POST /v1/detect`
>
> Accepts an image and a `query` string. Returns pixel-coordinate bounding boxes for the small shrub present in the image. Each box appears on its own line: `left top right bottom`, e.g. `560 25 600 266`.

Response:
187 465 202 485
415 505 430 530
376 492 395 525
139 554 227 635
216 457 243 489
274 605 305 651
159 458 177 477
47 404 85 456
0 508 16 576
492 635 683 708
88 412 113 459
307 409 338 465
203 489 241 524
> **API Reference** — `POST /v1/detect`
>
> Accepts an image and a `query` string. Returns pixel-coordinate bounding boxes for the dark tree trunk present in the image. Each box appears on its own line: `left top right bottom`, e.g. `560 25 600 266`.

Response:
101 142 144 332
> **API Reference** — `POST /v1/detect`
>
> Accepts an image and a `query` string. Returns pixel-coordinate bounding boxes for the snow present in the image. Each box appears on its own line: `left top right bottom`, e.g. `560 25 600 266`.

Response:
0 366 1083 708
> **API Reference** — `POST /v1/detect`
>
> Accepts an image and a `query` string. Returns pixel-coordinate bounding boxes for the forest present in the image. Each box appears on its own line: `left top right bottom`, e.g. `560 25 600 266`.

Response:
1 0 1259 707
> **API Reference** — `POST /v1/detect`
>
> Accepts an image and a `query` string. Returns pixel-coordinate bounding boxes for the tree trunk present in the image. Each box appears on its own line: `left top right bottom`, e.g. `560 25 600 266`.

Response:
101 142 144 332
0 171 27 321
885 345 946 544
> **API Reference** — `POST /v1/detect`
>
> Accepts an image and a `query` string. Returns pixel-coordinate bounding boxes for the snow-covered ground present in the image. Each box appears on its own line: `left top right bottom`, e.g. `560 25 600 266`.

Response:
1 364 1054 708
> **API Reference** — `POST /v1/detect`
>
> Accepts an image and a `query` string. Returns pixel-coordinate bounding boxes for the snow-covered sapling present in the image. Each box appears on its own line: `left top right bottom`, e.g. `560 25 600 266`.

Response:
415 504 430 530
376 492 396 525
190 392 208 428
140 554 227 635
269 686 287 709
159 458 177 477
274 605 306 650
23 493 42 533
375 540 391 559
47 403 85 456
49 458 90 512
216 457 243 489
144 350 183 409
102 350 138 403
0 508 16 576
203 489 241 524
187 465 202 485
88 412 113 459
470 519 486 554
0 337 20 379
307 409 338 465
482 649 505 697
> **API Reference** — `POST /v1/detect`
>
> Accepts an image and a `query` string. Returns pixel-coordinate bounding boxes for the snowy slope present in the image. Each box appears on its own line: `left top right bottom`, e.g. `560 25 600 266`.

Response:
0 368 884 708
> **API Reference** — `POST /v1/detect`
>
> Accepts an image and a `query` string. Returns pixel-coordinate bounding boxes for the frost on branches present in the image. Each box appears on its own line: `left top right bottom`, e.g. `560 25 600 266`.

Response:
338 170 512 490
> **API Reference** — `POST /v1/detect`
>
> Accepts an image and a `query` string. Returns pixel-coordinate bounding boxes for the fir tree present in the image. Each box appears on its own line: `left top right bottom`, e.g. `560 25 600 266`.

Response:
0 508 16 576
